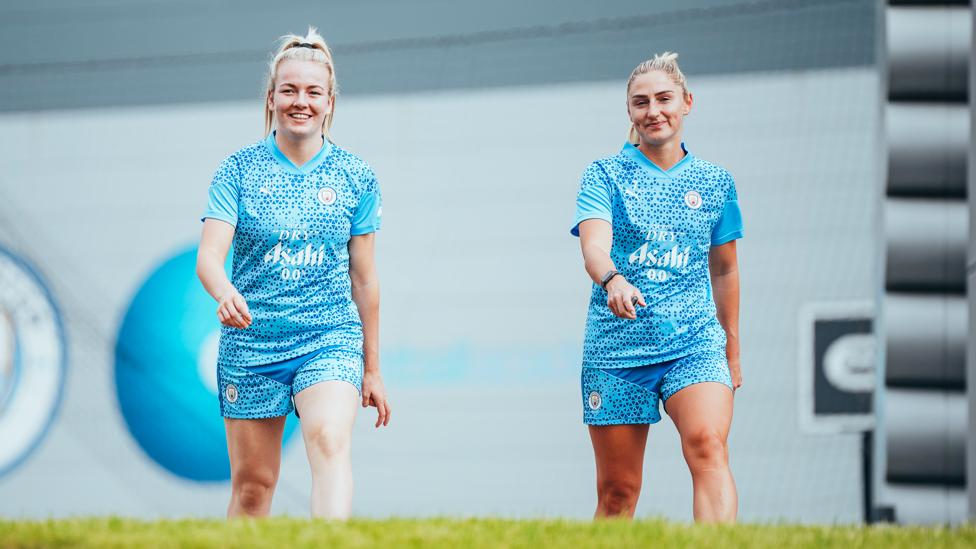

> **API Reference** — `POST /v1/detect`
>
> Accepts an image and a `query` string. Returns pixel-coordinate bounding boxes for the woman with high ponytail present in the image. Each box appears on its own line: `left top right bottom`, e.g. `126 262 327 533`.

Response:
571 52 743 522
197 27 390 519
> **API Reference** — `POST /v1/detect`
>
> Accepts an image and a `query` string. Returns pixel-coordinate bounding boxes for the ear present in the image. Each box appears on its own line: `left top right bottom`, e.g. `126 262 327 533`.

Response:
267 89 275 111
684 92 693 115
323 94 335 116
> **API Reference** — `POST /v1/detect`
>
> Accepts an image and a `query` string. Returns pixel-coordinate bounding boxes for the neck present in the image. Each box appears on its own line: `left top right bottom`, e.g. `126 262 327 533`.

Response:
636 137 685 172
274 130 324 168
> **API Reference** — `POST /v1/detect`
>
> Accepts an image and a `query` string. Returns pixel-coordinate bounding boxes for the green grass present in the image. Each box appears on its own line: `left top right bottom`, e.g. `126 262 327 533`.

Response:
0 517 973 549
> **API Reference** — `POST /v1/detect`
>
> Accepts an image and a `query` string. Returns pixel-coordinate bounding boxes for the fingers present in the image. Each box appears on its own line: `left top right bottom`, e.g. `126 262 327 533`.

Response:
234 295 252 324
218 302 243 329
622 292 636 316
635 291 646 308
217 293 251 329
606 293 637 320
374 397 390 428
361 389 370 408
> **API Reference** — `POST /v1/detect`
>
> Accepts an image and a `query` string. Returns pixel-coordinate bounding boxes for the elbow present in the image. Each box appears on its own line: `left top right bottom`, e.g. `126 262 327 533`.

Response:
195 254 205 282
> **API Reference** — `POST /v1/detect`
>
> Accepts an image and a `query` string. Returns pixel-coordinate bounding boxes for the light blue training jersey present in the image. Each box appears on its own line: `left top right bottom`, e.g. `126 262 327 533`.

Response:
203 133 382 368
571 142 743 369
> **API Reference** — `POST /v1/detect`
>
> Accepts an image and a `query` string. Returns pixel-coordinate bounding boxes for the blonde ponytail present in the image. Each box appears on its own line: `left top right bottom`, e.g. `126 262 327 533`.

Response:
264 27 339 141
626 52 689 144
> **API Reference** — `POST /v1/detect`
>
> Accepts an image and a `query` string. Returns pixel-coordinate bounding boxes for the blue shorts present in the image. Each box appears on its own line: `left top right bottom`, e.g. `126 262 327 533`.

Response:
582 348 733 425
219 346 362 419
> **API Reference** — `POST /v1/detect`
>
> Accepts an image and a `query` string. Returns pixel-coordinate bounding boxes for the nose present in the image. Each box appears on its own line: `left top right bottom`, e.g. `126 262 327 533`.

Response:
294 91 309 108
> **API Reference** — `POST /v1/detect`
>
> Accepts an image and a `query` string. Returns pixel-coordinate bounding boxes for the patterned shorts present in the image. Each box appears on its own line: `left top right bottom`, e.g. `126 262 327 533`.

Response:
582 348 733 425
219 346 362 419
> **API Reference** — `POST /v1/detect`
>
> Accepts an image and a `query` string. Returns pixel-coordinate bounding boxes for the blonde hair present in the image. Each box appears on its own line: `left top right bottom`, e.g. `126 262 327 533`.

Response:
264 27 338 141
626 52 689 144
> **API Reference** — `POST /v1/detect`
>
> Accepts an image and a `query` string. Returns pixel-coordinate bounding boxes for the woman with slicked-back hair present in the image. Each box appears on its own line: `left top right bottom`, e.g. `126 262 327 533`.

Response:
571 53 743 522
197 27 389 519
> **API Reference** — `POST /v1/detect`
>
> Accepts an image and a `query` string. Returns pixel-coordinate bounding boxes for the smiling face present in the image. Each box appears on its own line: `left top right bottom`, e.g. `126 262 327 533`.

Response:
268 59 334 140
627 70 693 147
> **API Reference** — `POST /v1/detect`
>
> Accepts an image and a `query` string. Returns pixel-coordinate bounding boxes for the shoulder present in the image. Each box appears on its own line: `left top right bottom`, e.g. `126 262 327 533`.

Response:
218 140 270 172
329 144 376 180
327 144 380 198
687 156 733 184
685 156 737 203
580 151 632 188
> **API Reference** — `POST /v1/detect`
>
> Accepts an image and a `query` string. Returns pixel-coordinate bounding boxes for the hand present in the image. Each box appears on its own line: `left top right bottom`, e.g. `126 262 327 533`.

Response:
605 276 645 320
361 369 391 427
726 342 742 392
216 290 252 329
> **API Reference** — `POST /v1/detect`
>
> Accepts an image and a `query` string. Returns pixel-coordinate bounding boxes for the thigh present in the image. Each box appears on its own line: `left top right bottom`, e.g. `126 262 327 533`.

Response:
589 424 650 479
225 416 288 479
664 382 733 440
294 380 360 437
219 364 295 419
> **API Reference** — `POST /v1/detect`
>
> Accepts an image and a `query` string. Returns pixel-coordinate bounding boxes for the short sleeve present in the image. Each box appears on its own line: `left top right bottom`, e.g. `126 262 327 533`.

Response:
711 182 744 245
350 165 382 235
351 192 382 235
202 156 241 226
571 163 613 237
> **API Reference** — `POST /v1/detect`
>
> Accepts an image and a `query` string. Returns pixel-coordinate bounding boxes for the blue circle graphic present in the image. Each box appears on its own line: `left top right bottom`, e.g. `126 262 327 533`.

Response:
115 247 298 482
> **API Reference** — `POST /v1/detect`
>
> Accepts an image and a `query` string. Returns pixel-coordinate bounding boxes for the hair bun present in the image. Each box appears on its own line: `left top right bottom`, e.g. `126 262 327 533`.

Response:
655 51 679 65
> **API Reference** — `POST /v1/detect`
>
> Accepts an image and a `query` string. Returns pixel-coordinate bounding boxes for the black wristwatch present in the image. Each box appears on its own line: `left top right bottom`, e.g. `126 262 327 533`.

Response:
600 269 621 291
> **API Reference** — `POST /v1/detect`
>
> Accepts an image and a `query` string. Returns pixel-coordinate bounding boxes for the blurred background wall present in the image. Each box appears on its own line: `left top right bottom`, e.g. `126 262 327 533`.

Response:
0 0 921 523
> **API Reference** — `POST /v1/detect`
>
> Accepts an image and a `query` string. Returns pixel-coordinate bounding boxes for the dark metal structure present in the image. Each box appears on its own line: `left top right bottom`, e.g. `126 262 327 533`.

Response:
882 0 971 523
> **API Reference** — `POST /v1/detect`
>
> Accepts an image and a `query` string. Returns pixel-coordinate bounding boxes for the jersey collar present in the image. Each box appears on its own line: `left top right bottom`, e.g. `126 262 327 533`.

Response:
264 131 333 175
621 141 693 179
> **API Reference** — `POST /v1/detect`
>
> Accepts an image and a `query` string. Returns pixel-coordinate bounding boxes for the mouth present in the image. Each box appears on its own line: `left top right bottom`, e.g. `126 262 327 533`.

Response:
289 113 312 121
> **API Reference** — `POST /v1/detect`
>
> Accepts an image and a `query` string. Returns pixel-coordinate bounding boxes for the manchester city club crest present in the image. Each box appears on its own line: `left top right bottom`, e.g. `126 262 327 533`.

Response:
317 186 337 206
588 390 602 411
0 248 66 479
684 190 703 209
225 383 239 403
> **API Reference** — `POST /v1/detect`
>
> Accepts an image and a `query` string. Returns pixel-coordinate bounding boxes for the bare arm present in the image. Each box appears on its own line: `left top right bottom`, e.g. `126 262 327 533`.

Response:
197 218 251 329
578 219 645 320
348 232 390 427
708 239 741 391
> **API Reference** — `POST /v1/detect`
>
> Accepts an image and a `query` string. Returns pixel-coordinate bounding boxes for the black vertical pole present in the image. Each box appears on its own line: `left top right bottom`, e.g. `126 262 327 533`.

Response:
863 430 873 523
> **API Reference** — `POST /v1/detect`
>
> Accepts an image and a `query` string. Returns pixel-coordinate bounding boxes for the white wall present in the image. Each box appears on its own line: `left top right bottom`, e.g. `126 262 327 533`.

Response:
0 66 878 522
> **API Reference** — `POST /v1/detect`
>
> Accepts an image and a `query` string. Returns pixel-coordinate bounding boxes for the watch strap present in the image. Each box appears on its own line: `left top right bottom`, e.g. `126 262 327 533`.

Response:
600 269 621 291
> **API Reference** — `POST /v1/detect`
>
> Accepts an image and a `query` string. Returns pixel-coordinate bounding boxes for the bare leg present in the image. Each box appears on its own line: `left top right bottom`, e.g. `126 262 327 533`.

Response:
225 416 287 518
665 382 736 523
588 423 649 519
294 380 360 520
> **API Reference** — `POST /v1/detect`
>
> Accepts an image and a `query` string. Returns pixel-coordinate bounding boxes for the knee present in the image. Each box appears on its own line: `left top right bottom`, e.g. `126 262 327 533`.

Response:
306 425 351 461
233 471 277 511
683 428 728 467
598 477 641 514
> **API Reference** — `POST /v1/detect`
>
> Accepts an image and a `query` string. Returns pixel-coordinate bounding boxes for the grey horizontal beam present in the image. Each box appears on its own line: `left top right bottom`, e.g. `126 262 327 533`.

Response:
885 198 968 292
887 6 970 101
887 103 968 197
0 0 877 112
886 388 966 486
885 293 965 388
888 0 970 5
